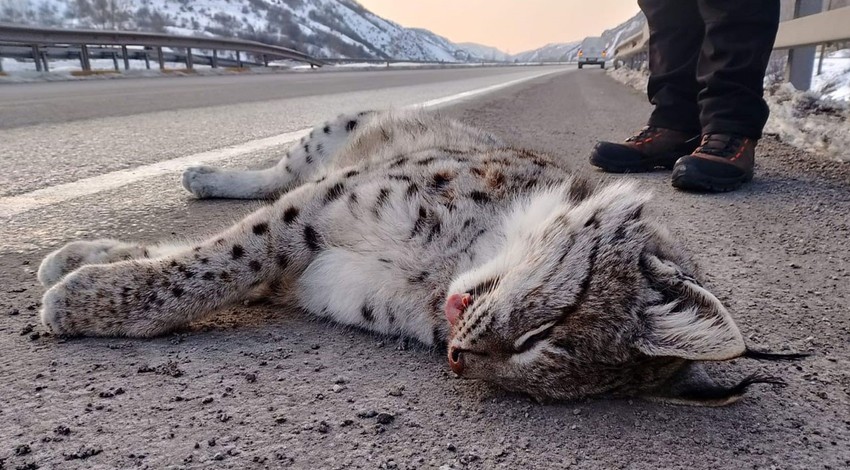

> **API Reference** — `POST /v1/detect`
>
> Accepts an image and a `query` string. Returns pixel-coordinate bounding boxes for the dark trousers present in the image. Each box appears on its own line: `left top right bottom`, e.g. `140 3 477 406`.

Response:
638 0 780 138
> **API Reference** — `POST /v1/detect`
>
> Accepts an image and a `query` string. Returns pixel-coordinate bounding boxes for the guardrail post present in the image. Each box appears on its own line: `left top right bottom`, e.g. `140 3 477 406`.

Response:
41 50 49 72
32 45 42 72
212 49 218 68
143 48 150 69
786 0 824 90
80 44 91 71
262 54 268 67
236 50 243 68
111 51 119 71
186 47 194 70
121 45 129 70
156 46 165 70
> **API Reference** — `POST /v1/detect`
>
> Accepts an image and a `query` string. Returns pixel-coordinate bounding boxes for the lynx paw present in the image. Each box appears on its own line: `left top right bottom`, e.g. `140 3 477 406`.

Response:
182 165 222 198
41 265 167 338
38 239 146 288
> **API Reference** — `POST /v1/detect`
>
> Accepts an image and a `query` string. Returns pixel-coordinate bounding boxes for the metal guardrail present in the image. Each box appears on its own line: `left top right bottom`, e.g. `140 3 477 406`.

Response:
774 3 850 49
0 22 323 72
613 24 649 64
612 5 850 89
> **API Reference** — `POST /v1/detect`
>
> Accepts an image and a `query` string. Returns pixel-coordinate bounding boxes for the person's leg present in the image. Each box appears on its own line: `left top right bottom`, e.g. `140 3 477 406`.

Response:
696 0 780 137
671 0 780 192
589 0 703 173
641 0 704 134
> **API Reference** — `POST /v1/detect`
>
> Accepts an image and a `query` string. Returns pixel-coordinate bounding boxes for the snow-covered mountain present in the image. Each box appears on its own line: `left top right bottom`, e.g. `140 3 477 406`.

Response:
512 42 580 63
458 43 511 62
510 11 645 63
0 0 483 62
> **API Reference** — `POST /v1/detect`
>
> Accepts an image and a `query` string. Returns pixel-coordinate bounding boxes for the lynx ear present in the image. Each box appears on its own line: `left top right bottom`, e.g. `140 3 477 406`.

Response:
636 254 745 361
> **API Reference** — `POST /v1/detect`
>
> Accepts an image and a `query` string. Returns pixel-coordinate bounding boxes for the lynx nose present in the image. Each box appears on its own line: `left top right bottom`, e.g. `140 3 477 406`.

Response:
445 293 472 326
448 347 465 375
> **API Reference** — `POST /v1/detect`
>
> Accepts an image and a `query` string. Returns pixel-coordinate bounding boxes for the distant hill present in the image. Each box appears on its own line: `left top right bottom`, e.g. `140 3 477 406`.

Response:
0 0 484 62
458 42 511 62
512 42 581 63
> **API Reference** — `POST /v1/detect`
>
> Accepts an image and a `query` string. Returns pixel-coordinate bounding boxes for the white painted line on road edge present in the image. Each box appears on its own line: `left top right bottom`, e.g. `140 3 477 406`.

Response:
417 67 565 109
0 67 568 219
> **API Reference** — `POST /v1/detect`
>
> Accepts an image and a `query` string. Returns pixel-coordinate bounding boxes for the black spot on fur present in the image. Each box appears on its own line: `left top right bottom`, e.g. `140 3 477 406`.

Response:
231 245 245 260
568 177 594 203
349 192 359 205
200 257 209 264
171 287 184 298
324 182 346 204
202 272 215 281
389 174 411 182
411 206 428 236
405 183 420 199
469 191 491 204
304 225 321 251
316 143 324 155
345 170 360 178
276 253 289 268
283 207 300 224
323 124 331 134
389 156 408 168
285 165 292 173
361 304 375 322
305 152 313 165
192 246 201 252
346 120 358 132
426 221 442 243
252 222 269 235
409 271 428 284
219 271 231 282
248 260 262 272
431 171 452 190
375 188 391 209
418 156 437 166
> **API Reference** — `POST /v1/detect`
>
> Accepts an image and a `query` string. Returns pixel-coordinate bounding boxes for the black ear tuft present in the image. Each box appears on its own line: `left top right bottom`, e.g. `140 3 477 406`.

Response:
743 348 811 361
666 373 787 406
647 363 789 407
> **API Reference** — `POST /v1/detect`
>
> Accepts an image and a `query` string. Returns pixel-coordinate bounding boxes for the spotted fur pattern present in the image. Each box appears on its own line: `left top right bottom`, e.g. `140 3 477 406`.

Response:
39 109 782 404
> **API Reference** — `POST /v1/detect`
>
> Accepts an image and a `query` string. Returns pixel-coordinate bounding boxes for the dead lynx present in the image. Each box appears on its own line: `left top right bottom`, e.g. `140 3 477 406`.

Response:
38 109 800 405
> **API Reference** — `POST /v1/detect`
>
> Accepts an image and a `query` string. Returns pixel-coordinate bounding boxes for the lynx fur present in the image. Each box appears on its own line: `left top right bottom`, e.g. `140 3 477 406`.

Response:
38 109 790 404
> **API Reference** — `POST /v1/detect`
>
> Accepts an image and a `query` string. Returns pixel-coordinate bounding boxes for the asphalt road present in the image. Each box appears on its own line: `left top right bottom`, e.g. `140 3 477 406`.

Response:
1 67 848 469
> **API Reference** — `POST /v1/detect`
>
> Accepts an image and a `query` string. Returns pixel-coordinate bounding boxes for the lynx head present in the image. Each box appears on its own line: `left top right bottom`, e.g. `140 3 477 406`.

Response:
445 180 788 405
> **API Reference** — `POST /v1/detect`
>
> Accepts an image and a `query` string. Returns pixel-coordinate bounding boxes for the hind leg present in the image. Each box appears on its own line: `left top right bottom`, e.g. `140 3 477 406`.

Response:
182 111 375 199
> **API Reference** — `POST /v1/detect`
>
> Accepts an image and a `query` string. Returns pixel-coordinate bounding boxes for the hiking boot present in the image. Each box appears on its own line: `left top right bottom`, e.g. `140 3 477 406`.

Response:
671 134 756 192
589 126 700 173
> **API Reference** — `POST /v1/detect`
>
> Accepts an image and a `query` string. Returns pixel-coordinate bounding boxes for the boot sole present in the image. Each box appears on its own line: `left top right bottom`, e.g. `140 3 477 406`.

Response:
589 152 679 173
671 165 753 193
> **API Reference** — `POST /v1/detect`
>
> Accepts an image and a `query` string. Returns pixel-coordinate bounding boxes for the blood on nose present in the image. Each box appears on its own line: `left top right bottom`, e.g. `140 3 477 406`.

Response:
445 293 471 326
448 347 464 375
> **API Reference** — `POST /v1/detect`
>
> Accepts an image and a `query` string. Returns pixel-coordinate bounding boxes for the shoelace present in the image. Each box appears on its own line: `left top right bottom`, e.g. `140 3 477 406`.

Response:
695 134 746 159
624 126 658 143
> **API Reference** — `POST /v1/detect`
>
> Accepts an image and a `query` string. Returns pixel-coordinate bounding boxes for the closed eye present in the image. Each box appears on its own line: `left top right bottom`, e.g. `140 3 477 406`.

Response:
513 321 556 352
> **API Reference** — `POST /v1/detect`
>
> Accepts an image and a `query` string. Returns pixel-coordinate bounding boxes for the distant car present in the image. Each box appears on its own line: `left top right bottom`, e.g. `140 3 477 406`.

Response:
578 37 607 69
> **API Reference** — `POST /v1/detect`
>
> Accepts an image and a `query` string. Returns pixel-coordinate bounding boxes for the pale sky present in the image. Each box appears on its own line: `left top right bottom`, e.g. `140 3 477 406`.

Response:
358 0 641 54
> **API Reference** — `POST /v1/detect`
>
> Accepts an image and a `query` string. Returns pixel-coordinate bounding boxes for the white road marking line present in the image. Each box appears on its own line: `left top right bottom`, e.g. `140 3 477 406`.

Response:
0 67 567 219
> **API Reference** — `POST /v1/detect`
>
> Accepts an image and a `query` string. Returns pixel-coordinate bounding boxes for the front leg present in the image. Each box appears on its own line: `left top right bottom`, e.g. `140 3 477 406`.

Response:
40 192 320 337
